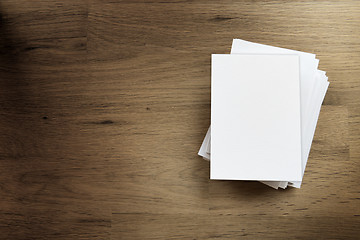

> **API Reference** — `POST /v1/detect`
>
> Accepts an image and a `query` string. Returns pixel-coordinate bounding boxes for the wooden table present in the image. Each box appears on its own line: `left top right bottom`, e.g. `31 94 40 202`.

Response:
1 1 359 239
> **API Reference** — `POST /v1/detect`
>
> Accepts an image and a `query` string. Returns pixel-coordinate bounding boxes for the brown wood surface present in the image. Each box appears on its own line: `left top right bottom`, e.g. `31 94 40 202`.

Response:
0 0 359 239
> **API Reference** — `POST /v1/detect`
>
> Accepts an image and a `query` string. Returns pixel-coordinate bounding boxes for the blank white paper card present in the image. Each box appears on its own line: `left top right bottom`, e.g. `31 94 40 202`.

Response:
211 54 302 181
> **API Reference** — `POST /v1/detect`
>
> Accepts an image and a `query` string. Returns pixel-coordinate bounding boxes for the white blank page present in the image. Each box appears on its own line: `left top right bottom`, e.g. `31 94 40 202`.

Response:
211 54 302 181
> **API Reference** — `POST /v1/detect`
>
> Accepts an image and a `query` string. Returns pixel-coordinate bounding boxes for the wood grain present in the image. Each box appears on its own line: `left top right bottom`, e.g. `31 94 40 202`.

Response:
0 0 359 239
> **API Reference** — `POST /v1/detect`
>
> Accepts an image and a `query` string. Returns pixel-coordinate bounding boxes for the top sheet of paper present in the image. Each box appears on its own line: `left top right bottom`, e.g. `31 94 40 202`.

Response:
211 54 302 181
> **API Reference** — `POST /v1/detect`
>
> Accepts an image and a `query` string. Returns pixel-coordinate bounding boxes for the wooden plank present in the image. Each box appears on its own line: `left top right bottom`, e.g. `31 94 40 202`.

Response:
0 0 359 239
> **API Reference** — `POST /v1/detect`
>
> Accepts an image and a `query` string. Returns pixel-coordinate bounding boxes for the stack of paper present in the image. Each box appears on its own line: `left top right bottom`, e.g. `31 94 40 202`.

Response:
198 39 329 189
